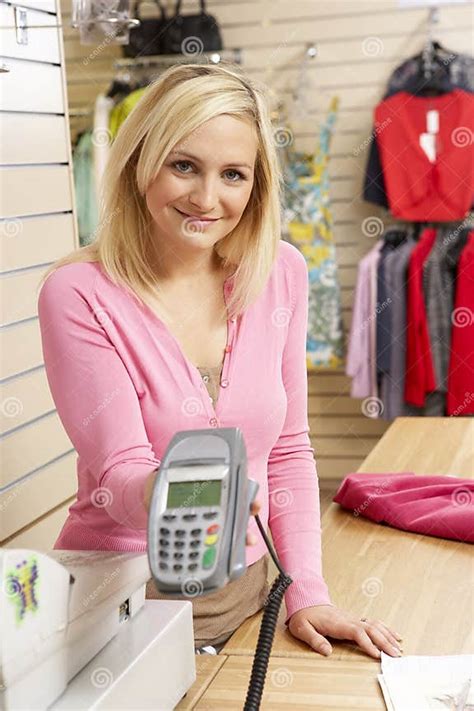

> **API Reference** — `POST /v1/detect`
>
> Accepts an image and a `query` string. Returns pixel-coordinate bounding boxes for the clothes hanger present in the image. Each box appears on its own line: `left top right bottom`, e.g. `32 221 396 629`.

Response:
411 222 427 241
414 8 452 96
72 129 88 150
271 42 317 166
415 53 451 96
106 68 140 100
383 226 409 247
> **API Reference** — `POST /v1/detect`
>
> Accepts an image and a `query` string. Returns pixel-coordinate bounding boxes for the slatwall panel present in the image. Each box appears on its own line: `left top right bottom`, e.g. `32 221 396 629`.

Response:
1 0 79 548
3 0 472 550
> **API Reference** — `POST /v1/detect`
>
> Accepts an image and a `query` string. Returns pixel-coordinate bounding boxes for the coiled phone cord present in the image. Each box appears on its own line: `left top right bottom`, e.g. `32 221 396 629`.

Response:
243 514 293 711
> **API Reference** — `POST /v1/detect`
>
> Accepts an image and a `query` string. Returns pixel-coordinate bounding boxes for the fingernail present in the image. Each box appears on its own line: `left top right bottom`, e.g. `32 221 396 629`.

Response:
322 645 332 656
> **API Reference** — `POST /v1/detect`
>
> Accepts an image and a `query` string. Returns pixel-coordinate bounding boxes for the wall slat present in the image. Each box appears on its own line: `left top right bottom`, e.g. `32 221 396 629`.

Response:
0 453 77 540
1 412 73 489
0 3 60 62
1 367 55 435
0 166 73 218
0 60 65 113
1 214 76 272
2 501 72 551
0 114 70 165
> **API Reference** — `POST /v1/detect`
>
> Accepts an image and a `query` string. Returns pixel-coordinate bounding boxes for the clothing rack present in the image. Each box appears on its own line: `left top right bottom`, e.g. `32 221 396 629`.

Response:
70 107 94 117
292 42 317 105
268 41 316 128
70 48 245 124
113 48 243 69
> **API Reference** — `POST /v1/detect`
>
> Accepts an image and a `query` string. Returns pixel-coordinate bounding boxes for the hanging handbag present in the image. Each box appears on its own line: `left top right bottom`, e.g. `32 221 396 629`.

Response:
164 0 223 55
122 0 172 58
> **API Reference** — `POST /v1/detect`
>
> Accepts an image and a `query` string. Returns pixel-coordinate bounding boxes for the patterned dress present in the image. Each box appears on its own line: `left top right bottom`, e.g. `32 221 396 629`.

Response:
281 96 345 369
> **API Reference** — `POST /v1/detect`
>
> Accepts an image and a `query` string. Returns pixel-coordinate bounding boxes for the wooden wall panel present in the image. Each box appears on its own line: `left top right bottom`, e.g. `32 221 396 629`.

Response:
2 501 73 551
0 454 77 540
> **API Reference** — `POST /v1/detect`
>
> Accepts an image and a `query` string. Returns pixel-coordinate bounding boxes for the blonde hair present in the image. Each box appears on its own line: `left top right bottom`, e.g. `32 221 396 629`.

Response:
37 61 284 321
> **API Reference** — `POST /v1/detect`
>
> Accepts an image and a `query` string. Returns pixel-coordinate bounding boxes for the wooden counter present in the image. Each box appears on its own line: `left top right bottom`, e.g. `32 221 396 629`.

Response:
175 655 227 710
221 418 473 660
195 657 386 710
177 417 474 708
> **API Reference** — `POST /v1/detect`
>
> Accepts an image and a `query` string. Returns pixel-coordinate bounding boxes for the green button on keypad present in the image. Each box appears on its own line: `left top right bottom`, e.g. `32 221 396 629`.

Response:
202 547 216 569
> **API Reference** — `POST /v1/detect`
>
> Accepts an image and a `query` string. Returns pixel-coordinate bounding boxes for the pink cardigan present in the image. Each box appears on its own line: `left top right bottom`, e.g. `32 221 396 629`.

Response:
37 239 333 623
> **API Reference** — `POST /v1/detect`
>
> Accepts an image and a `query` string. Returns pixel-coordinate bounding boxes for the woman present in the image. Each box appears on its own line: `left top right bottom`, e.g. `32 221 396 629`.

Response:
37 62 402 658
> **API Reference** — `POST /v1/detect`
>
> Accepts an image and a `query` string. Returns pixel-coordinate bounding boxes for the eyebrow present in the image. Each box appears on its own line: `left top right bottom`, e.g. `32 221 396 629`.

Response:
170 150 253 171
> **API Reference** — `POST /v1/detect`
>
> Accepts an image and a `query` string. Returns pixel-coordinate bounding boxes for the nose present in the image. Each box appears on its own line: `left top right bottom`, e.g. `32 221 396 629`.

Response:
187 175 219 213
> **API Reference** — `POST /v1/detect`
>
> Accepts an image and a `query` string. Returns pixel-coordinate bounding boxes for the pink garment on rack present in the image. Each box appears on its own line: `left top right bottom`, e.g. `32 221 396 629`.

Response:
345 241 383 398
333 472 474 543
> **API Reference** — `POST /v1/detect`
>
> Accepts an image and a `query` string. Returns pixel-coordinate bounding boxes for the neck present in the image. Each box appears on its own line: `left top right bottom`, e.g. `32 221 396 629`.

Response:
150 247 226 284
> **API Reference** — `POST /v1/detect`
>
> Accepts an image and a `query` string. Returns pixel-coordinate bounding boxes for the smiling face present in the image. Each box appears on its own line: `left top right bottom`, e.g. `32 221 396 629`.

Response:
145 114 258 270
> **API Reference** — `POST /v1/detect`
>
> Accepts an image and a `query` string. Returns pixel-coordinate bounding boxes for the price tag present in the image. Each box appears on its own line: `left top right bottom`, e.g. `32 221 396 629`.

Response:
426 109 439 134
420 132 436 163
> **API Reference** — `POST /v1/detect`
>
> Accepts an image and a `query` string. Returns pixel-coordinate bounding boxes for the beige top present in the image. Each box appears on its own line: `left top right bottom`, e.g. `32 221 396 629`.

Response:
197 362 222 409
145 361 270 648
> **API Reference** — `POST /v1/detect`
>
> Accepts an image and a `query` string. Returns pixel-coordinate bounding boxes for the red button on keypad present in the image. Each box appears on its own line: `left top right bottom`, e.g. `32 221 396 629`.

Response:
207 524 220 535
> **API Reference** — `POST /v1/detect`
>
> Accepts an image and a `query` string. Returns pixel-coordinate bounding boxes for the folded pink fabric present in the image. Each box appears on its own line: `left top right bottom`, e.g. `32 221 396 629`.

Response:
333 472 474 543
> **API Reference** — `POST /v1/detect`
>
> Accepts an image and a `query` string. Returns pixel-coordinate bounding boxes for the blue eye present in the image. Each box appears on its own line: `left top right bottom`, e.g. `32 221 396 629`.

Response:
224 169 246 182
171 161 245 182
173 161 192 174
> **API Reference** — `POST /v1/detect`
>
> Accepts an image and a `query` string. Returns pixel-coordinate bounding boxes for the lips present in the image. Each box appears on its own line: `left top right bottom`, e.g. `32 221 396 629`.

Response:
174 208 219 222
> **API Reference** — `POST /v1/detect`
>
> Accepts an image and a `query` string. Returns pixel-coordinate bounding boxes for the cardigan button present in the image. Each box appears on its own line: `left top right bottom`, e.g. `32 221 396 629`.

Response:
209 417 218 427
221 379 229 388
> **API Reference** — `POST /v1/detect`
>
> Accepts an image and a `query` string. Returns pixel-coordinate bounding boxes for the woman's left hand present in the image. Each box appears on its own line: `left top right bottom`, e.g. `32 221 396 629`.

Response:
287 604 403 659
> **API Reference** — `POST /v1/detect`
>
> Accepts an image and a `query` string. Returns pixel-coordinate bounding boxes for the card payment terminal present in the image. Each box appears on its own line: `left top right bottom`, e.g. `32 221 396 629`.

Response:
148 427 259 595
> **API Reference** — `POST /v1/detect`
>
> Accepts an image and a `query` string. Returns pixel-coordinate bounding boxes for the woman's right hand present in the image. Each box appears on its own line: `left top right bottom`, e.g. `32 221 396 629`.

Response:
143 469 158 512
